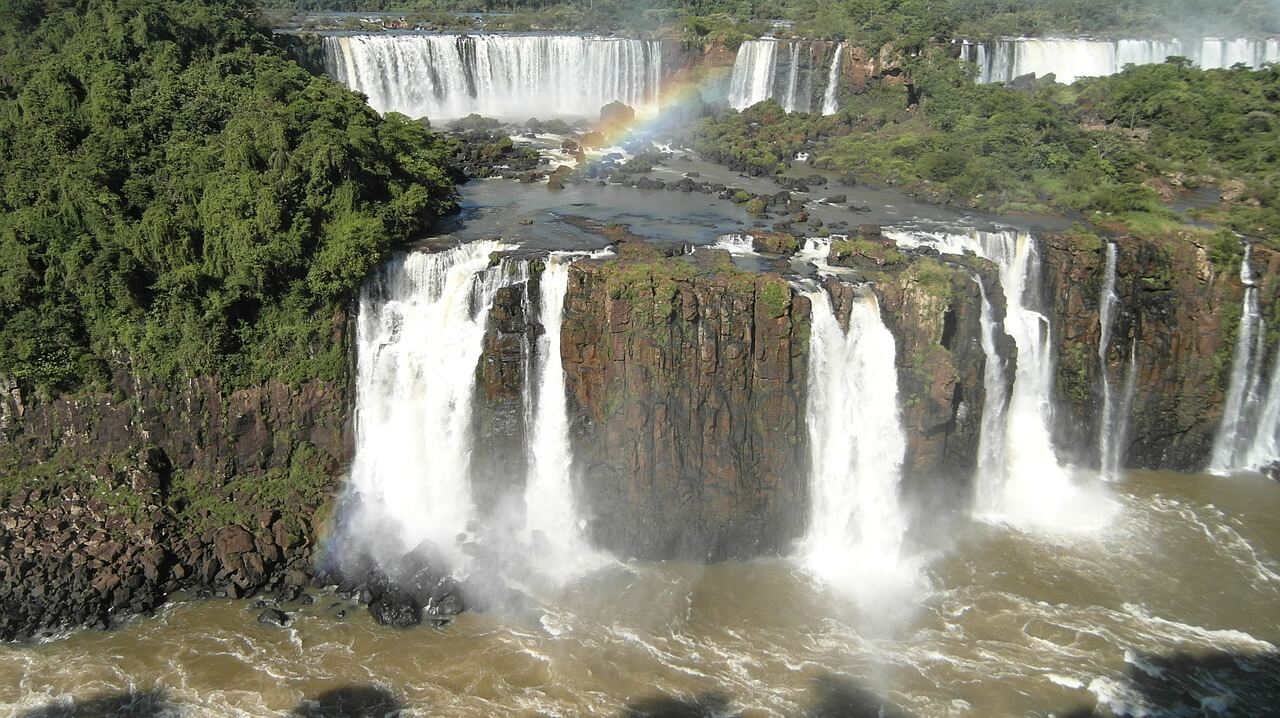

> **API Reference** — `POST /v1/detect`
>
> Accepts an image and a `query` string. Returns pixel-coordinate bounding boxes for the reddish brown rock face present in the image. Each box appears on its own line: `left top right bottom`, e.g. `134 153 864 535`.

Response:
1041 233 1280 470
557 247 811 561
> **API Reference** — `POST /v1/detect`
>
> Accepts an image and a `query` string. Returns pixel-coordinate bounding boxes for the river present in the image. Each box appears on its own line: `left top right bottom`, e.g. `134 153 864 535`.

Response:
3 471 1277 716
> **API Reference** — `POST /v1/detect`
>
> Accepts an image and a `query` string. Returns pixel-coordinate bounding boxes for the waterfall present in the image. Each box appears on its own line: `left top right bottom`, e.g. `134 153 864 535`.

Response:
967 37 1280 84
1244 345 1280 471
1209 245 1273 473
728 39 779 110
801 286 916 604
821 43 845 115
729 39 819 112
973 276 1009 511
1097 242 1122 480
323 34 664 119
347 241 518 566
888 229 1113 531
522 255 602 579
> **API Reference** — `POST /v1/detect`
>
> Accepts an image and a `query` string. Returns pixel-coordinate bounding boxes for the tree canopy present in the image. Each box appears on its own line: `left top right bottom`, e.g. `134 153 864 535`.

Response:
0 0 459 396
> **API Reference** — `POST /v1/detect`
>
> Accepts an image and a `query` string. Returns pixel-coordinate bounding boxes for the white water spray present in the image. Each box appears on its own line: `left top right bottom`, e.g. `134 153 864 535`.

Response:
348 241 517 566
888 229 1114 531
802 286 918 607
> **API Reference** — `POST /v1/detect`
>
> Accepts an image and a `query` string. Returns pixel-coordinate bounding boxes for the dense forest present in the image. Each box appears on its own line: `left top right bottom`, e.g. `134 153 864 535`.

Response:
0 0 459 397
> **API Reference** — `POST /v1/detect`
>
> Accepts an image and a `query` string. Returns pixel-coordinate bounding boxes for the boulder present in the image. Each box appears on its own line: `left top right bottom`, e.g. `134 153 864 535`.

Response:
368 588 421 628
257 608 291 627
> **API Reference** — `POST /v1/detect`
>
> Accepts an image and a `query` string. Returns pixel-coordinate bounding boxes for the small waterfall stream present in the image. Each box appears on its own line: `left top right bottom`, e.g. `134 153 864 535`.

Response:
802 286 917 607
523 255 603 579
1210 246 1266 472
1097 242 1122 480
347 241 518 566
973 276 1009 512
821 43 845 115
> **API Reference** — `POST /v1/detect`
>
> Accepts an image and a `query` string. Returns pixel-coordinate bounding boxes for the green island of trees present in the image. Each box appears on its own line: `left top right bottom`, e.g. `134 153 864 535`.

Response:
0 0 460 397
687 49 1280 246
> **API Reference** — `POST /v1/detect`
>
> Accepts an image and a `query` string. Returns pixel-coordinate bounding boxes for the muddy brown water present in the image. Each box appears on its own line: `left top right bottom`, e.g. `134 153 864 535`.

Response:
3 471 1277 717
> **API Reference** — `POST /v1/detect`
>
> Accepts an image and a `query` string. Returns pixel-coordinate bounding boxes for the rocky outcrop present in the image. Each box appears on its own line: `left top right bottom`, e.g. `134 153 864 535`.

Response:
471 270 541 513
827 240 1011 509
560 240 810 561
0 321 353 640
1041 231 1280 470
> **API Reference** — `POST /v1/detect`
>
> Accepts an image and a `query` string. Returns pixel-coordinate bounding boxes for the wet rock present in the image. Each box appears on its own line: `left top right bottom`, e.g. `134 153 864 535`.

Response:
823 194 846 204
257 608 291 627
368 589 421 628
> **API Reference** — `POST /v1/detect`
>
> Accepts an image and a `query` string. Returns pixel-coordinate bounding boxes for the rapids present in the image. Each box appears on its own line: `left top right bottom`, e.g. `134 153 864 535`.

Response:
4 472 1276 716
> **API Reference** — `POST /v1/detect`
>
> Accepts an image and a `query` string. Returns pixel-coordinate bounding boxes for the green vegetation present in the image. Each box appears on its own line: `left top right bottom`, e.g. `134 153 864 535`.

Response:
693 52 1280 246
0 0 459 398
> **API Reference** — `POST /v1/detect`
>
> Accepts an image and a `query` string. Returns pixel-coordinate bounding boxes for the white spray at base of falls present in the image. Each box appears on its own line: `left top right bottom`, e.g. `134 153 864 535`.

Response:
888 229 1115 533
1209 244 1280 474
821 43 845 115
1098 242 1123 480
324 34 663 119
522 254 607 581
801 286 921 612
347 241 517 567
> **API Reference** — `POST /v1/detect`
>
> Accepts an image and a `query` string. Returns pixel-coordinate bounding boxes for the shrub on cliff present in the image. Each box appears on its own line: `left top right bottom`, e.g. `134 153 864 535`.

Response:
0 0 459 396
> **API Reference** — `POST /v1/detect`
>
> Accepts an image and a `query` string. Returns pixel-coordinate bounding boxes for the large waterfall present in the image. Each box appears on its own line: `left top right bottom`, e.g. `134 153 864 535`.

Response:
802 286 917 607
889 229 1113 531
1209 245 1280 474
961 37 1280 84
324 33 664 119
729 39 843 114
347 241 518 566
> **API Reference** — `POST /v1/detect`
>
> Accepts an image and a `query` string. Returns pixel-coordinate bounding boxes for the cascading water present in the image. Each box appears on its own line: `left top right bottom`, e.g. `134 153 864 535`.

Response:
888 229 1114 531
1208 244 1280 474
324 34 664 119
965 37 1280 84
973 276 1009 512
820 43 845 115
801 285 918 608
1097 242 1122 480
728 39 779 110
346 241 518 567
729 39 839 113
522 255 603 580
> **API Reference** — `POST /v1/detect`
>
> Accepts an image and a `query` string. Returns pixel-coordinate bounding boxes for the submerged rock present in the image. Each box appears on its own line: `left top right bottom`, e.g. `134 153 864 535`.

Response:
257 608 291 627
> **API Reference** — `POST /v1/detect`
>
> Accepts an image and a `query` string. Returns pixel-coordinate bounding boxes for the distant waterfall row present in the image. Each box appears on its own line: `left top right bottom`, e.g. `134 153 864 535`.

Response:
324 34 664 119
960 37 1280 84
728 39 846 114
